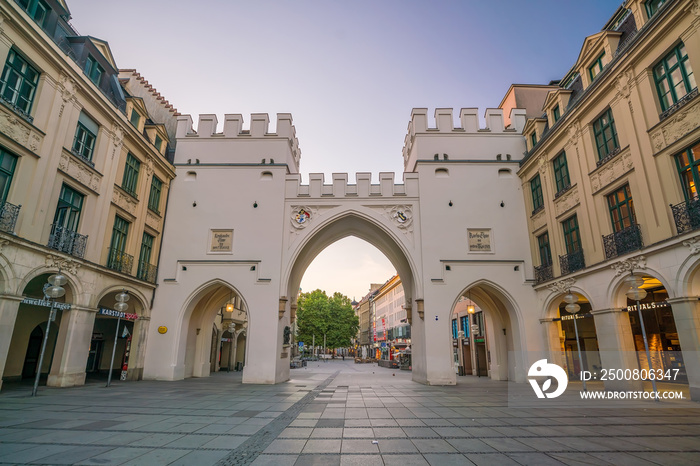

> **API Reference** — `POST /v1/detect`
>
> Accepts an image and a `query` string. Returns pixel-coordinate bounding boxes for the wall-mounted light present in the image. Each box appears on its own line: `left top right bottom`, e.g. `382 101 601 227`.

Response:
500 201 505 207
448 200 453 207
435 315 438 321
182 266 187 271
192 201 197 207
253 202 258 208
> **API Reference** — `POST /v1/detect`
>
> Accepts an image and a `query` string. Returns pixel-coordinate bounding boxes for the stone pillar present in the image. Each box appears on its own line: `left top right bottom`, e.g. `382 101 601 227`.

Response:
667 297 700 401
541 319 566 372
47 306 96 387
129 317 150 381
591 308 643 391
0 296 21 390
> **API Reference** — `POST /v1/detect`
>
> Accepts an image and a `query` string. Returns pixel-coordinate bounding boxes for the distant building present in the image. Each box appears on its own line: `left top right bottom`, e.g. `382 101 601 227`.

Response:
371 275 409 361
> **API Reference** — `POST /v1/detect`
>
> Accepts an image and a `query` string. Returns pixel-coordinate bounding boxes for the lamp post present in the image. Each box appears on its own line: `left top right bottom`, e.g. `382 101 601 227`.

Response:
467 302 478 377
32 271 66 397
107 290 129 387
457 329 465 376
564 291 586 392
624 273 658 399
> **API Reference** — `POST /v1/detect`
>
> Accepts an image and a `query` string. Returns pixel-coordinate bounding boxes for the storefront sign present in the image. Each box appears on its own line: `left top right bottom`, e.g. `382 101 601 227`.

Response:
468 229 492 252
99 308 138 321
553 313 592 321
21 297 71 310
209 229 233 253
625 301 669 312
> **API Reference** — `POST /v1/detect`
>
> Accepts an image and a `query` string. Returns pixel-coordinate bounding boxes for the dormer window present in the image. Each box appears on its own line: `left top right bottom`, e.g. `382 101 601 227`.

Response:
18 0 50 28
553 105 560 123
562 73 579 90
130 108 140 128
645 0 666 19
154 134 163 153
84 55 104 86
530 132 537 148
589 52 605 81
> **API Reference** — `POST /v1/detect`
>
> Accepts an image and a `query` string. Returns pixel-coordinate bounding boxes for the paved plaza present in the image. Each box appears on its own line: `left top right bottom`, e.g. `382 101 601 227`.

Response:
0 360 699 465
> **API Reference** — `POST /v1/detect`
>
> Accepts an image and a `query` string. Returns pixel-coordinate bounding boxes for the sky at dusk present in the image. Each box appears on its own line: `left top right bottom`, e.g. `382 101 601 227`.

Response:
66 0 621 300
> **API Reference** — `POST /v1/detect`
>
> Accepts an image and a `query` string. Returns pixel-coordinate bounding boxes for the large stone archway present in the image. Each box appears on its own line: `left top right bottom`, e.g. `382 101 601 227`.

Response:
147 109 540 385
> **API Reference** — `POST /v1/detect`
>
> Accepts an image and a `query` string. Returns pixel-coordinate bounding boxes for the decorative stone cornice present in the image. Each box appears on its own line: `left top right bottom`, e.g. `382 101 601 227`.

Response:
546 278 576 295
112 187 138 216
45 254 81 275
0 107 43 153
567 119 580 147
58 151 101 192
683 236 700 254
613 68 634 101
611 255 646 276
590 149 633 194
553 184 580 218
650 95 700 153
110 121 125 159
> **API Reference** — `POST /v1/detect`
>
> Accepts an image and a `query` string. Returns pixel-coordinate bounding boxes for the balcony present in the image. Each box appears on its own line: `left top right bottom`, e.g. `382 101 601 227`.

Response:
559 249 585 276
660 88 698 121
136 261 158 284
47 224 88 258
603 224 643 260
671 198 700 235
534 263 553 284
107 248 134 275
0 202 20 233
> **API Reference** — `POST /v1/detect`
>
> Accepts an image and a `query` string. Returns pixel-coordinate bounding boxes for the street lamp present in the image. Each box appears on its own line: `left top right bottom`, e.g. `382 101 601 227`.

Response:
457 329 465 376
624 273 658 399
107 290 129 387
32 271 66 396
564 291 586 392
468 304 479 377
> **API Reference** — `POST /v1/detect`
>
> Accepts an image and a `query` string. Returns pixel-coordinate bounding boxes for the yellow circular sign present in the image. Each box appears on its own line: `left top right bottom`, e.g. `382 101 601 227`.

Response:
157 326 168 334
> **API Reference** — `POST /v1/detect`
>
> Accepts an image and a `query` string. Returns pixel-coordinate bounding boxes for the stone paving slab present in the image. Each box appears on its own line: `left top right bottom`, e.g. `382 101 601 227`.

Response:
0 360 699 465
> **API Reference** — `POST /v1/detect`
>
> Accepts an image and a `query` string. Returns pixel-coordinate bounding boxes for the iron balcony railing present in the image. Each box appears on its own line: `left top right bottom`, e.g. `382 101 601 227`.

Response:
559 249 585 276
0 202 20 233
660 87 698 121
47 223 88 258
107 247 134 275
136 261 158 283
534 263 553 284
603 224 643 260
671 198 700 235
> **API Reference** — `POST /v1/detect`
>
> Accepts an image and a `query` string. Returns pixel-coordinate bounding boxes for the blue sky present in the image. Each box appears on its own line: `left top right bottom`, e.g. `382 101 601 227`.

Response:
67 0 621 299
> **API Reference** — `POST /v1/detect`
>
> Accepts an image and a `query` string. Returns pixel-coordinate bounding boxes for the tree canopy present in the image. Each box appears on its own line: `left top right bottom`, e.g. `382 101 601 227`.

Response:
296 289 359 349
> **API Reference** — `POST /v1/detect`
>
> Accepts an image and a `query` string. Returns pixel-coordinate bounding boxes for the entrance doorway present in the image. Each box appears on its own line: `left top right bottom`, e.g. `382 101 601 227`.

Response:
22 325 44 379
555 295 600 380
627 278 686 383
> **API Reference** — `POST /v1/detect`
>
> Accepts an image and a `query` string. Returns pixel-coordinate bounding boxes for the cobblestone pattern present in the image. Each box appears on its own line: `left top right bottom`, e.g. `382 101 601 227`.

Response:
216 371 340 466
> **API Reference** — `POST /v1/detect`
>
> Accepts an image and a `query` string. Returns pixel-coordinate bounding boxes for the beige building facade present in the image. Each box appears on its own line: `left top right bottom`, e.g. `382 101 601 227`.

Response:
0 0 176 389
515 0 700 398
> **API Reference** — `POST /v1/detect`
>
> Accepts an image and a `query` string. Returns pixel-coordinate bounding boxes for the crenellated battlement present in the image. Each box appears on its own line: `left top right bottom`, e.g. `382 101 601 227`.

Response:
402 108 527 172
175 113 301 171
285 172 419 199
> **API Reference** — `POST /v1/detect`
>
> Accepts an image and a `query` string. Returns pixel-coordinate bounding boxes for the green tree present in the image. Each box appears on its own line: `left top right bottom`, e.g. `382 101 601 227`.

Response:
297 289 359 351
